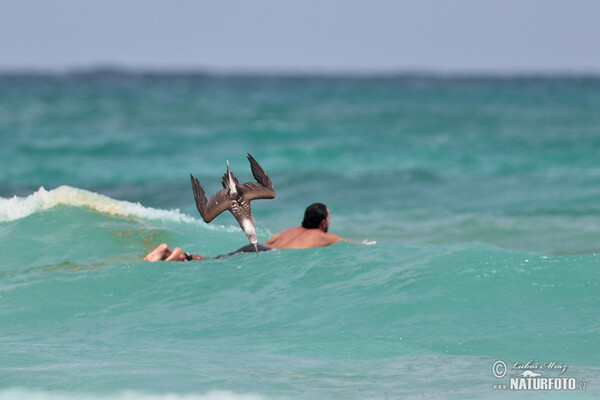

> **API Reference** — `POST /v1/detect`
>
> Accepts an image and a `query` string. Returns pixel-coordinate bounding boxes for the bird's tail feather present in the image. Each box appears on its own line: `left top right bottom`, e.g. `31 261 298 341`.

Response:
221 160 239 193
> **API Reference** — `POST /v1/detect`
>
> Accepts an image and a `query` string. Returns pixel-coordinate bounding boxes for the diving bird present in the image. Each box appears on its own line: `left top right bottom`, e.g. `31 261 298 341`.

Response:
190 154 275 254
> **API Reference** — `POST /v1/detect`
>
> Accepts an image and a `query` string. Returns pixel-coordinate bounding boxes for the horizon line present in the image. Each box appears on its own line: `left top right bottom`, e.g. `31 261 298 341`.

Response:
1 65 600 79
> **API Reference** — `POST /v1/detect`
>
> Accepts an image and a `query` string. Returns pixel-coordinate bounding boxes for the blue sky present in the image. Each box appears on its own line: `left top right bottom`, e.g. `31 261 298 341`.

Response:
1 0 599 73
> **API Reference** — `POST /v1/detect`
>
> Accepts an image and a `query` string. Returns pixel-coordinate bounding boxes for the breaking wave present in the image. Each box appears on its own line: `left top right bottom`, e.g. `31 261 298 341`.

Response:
0 186 197 223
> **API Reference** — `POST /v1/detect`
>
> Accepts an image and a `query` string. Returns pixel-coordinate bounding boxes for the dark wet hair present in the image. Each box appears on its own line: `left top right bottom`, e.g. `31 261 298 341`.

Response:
302 203 328 229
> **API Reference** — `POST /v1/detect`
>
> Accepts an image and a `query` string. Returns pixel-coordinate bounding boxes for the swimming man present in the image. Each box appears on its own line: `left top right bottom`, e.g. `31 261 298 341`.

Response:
144 203 373 262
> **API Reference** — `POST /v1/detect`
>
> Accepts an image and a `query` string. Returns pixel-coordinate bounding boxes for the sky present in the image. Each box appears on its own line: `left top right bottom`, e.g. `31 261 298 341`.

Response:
1 0 599 74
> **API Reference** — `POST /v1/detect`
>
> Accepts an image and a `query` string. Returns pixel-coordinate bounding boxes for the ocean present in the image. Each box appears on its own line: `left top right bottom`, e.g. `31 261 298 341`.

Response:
0 72 599 399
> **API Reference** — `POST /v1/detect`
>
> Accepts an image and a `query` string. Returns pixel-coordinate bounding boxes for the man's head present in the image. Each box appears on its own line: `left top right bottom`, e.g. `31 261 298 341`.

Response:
302 203 330 232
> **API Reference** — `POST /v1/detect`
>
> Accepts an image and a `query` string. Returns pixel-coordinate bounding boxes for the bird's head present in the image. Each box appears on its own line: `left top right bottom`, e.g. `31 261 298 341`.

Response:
241 219 259 254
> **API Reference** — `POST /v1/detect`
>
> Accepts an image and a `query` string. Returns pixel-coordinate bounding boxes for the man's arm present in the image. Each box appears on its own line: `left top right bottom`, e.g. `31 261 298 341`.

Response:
323 233 376 246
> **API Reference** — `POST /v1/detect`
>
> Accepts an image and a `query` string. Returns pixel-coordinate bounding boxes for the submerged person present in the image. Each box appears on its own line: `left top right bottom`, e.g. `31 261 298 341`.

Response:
144 203 374 262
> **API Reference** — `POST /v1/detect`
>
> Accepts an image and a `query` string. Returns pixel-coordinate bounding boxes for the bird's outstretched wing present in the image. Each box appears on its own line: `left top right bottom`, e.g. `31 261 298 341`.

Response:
240 154 275 201
190 174 231 223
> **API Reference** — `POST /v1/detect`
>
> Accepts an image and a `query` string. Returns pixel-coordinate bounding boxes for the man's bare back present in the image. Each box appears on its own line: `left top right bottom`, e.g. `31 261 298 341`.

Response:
263 226 344 249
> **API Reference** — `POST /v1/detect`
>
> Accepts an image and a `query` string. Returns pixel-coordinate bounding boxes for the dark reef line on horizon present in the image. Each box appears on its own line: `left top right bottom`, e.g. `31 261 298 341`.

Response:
1 66 600 81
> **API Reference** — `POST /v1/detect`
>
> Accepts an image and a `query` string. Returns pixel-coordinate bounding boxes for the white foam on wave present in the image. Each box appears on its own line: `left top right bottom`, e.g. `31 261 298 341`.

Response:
0 186 196 223
0 186 259 235
0 186 245 234
0 389 271 400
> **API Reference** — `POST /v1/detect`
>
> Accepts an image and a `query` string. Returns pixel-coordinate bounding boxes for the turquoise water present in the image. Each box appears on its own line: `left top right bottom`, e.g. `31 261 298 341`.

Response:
1 73 599 399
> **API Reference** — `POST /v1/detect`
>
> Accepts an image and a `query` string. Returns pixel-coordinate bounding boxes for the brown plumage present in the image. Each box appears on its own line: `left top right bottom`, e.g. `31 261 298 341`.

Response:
190 154 275 253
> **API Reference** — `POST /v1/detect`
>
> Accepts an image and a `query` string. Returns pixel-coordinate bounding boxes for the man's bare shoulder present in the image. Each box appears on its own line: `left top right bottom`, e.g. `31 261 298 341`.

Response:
277 226 305 235
321 232 345 245
264 226 302 247
299 229 344 246
280 226 333 238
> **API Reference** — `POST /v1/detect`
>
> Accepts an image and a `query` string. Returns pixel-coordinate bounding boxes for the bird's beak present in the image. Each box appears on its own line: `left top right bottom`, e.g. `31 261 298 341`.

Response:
253 243 259 255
